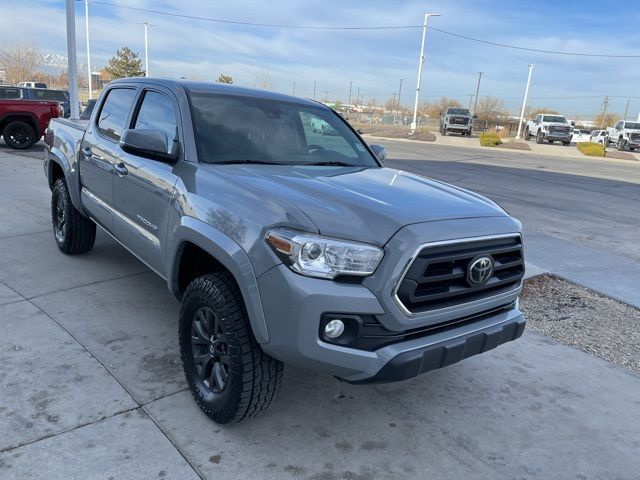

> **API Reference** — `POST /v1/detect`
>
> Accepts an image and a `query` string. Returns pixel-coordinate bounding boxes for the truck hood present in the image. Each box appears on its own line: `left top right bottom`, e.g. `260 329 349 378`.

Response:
209 165 507 245
543 122 571 128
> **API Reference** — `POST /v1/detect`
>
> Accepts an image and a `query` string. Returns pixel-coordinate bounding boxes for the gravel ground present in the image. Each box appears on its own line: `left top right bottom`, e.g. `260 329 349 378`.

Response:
520 274 640 374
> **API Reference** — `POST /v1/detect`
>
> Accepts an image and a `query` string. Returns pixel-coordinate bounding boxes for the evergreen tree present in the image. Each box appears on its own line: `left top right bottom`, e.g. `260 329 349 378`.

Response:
105 47 145 79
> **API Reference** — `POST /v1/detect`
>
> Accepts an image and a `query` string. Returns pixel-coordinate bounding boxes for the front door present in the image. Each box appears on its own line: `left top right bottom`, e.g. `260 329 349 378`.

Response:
112 88 180 276
79 87 137 230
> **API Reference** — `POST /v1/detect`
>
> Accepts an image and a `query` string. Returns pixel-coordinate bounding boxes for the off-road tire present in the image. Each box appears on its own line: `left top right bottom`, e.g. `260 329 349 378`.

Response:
3 120 37 149
536 131 543 144
618 138 625 151
179 273 283 424
524 128 531 141
51 178 96 254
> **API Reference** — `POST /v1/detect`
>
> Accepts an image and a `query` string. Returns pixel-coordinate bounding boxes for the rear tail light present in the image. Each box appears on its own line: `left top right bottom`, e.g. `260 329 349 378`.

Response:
50 105 61 118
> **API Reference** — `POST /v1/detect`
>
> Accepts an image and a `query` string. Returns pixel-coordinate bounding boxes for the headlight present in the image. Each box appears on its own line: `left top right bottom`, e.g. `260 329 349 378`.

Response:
265 228 384 279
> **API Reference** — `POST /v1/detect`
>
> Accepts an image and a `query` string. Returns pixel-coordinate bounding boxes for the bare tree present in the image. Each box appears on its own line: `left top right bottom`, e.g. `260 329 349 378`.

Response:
594 112 619 129
475 96 508 124
529 107 560 118
0 42 41 85
418 97 462 118
253 70 273 90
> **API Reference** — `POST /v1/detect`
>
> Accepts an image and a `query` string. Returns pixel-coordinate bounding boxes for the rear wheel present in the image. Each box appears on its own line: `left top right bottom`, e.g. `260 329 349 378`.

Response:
179 273 283 423
3 121 37 149
562 141 570 146
51 178 96 254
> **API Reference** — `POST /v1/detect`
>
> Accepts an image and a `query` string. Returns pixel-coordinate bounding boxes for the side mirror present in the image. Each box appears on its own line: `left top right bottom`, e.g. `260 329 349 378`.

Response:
119 129 177 163
472 114 478 119
370 144 387 163
571 121 576 126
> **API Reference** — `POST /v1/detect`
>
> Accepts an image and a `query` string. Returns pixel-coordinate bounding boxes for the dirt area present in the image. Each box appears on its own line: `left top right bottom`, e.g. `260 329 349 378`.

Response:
605 150 638 161
520 274 640 374
496 141 531 151
353 124 436 142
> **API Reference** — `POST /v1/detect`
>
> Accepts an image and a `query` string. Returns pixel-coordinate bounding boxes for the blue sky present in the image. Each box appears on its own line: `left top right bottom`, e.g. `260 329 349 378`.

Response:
1 0 638 120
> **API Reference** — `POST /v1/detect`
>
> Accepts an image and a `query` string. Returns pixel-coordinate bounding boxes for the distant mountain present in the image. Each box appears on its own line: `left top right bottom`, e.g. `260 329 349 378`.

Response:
38 52 89 75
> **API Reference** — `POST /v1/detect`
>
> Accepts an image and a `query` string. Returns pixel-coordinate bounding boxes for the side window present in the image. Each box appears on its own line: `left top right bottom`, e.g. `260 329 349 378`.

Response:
133 90 178 154
615 121 622 129
0 88 23 99
300 111 361 160
97 88 137 142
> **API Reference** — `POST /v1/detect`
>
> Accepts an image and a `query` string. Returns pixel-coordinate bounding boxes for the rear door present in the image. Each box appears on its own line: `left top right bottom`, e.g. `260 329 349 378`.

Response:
79 86 137 230
111 86 181 276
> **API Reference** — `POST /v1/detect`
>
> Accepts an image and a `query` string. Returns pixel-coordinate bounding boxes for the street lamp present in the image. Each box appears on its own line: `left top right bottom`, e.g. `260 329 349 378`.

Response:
515 64 535 140
65 0 80 119
138 22 155 77
410 13 440 133
84 0 92 99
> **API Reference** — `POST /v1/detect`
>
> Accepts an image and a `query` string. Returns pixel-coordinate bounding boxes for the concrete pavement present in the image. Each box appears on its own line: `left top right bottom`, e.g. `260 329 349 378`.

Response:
1 143 639 479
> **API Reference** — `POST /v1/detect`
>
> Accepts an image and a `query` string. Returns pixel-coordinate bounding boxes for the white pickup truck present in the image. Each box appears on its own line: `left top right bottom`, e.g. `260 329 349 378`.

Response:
605 120 640 151
524 113 573 145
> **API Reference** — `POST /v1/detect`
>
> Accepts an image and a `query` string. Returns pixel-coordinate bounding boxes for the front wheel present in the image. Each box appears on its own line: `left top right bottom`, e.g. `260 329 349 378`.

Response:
604 137 610 148
562 141 570 146
51 178 96 254
524 128 531 141
3 121 37 149
179 273 283 423
536 131 543 144
618 138 626 151
442 127 447 136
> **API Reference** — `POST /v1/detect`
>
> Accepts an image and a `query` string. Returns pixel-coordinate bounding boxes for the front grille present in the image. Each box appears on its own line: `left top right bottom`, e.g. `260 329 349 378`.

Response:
451 116 469 125
630 132 640 141
549 126 570 134
395 235 524 314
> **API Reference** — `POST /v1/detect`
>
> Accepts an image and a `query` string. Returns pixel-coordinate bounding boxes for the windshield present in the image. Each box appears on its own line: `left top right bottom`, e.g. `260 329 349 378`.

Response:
188 91 379 167
624 122 640 130
542 115 567 124
447 108 470 115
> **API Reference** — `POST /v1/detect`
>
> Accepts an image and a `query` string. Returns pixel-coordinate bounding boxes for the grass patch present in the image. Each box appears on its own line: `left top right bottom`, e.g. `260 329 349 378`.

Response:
577 142 605 157
479 132 502 147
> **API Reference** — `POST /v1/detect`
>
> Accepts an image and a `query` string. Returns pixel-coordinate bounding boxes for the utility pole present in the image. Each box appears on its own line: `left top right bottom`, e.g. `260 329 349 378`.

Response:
515 64 534 140
84 0 92 99
396 78 403 124
348 81 353 107
411 13 440 132
292 82 295 96
313 80 317 100
472 72 482 115
623 99 630 120
392 93 397 125
468 94 474 110
65 0 79 119
600 96 609 128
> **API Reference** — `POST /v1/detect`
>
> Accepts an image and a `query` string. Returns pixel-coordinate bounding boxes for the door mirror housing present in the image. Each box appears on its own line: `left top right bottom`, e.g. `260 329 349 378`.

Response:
369 144 387 163
119 129 178 163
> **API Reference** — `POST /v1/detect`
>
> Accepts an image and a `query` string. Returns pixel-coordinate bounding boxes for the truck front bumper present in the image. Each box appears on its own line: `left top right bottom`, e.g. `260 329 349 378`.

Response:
256 263 525 383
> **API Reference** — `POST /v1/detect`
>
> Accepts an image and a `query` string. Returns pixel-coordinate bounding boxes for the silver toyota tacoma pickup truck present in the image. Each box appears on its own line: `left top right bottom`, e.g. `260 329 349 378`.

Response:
44 78 526 423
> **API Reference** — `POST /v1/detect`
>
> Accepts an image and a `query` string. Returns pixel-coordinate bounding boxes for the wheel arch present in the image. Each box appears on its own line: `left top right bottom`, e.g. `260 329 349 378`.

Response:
169 217 270 344
0 112 39 136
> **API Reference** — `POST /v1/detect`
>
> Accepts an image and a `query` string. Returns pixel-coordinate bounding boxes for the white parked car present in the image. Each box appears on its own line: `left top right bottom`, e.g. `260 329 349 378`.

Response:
571 129 591 143
17 81 47 89
589 130 607 144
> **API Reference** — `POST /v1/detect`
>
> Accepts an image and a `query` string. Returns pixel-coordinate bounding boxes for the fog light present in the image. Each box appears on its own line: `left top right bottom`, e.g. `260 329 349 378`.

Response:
324 319 345 339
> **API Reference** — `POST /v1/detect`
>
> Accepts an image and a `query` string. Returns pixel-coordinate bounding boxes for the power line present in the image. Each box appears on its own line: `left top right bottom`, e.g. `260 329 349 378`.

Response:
87 1 640 58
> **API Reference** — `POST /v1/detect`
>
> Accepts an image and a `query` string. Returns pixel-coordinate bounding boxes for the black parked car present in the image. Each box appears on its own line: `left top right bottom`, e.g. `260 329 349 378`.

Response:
0 86 71 118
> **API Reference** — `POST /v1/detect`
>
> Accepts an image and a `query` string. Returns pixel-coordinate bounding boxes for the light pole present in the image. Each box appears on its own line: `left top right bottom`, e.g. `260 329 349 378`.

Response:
65 0 80 119
410 13 440 132
139 22 154 77
624 99 630 120
472 72 482 115
84 0 92 99
292 81 295 96
515 64 534 140
313 80 317 100
348 81 353 107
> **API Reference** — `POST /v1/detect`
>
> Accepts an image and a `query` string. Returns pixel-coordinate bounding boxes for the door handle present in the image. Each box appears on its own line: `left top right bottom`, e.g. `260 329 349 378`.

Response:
81 147 93 158
114 162 128 176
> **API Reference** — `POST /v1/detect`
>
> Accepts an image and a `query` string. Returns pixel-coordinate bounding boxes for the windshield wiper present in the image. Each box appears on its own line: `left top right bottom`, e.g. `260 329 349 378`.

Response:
304 161 357 167
214 159 283 165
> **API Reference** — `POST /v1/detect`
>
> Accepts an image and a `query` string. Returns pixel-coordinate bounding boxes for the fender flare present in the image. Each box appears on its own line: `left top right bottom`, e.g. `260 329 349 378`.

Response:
168 216 270 344
46 149 84 212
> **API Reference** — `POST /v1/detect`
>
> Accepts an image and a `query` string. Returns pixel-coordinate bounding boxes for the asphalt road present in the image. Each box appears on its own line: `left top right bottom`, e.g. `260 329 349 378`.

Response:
1 142 639 479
